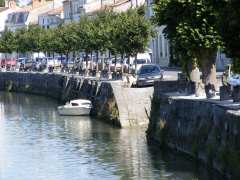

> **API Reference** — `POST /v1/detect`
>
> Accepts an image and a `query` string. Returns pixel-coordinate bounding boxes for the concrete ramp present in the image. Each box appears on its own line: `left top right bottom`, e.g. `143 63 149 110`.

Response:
111 82 154 127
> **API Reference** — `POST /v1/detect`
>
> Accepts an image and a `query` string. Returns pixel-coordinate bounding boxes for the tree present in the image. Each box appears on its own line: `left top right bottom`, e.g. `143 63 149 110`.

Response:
0 29 15 54
113 7 154 73
217 0 240 73
0 0 4 6
23 25 45 56
91 10 115 73
53 23 78 62
76 16 96 74
153 0 223 97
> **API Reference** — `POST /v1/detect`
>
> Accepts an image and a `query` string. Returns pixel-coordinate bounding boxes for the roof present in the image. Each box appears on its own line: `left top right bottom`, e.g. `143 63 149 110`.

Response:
0 7 9 13
70 99 91 104
63 0 70 4
40 6 63 16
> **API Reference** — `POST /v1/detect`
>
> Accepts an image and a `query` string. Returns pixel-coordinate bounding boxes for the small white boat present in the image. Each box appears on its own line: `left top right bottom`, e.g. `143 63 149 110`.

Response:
58 99 92 116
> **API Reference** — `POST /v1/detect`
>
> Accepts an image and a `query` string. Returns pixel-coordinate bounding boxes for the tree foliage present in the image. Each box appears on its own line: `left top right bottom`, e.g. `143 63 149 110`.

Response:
0 7 154 64
217 0 240 73
0 29 15 54
114 8 154 58
153 0 223 95
0 0 4 7
153 0 222 60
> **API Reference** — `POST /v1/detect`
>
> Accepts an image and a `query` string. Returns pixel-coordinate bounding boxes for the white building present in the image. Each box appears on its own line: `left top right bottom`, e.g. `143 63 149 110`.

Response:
63 0 86 23
38 7 64 29
0 7 15 33
146 0 170 67
63 0 145 23
5 0 64 31
5 10 30 31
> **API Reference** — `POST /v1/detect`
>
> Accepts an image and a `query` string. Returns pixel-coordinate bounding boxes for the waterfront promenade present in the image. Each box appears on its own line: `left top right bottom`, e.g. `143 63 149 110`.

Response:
0 71 154 128
0 70 239 179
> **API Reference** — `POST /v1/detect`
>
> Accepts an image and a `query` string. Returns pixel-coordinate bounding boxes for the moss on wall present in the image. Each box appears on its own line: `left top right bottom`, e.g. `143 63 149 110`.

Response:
147 95 240 179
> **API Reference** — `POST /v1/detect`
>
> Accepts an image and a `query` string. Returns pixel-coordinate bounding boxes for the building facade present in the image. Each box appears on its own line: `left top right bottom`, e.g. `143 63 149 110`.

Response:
5 10 29 31
146 0 170 67
63 0 145 23
63 0 86 23
38 7 64 29
5 0 64 31
0 7 14 33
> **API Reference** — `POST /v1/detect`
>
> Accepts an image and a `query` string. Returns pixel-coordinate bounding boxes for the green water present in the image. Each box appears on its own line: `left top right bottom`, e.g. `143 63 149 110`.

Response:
0 92 222 180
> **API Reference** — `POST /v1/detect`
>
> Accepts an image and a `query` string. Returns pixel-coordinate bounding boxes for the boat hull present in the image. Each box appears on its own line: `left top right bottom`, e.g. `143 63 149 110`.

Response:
58 106 91 116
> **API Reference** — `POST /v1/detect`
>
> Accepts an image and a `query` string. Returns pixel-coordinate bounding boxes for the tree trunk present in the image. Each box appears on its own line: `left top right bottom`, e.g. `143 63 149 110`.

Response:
114 55 117 73
90 52 93 71
134 54 137 75
96 51 100 79
107 51 112 79
101 52 104 72
66 53 69 63
198 50 217 98
187 59 202 96
85 52 89 76
127 56 131 74
121 54 124 74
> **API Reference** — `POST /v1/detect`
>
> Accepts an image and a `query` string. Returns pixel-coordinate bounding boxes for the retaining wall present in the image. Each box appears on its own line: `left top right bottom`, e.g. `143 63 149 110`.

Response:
0 72 152 128
147 82 240 179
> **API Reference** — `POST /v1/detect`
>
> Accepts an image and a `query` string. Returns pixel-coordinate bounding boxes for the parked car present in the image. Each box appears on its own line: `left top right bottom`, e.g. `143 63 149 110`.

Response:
17 58 28 71
17 57 33 71
130 53 151 73
134 64 164 87
24 59 34 71
110 58 128 72
1 58 17 70
228 74 240 87
44 57 61 69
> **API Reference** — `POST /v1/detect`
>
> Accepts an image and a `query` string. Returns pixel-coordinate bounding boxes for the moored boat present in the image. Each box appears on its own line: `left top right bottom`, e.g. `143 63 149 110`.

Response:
57 99 92 116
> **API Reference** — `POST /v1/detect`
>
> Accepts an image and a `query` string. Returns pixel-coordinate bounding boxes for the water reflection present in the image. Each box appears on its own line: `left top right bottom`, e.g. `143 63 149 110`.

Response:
0 92 222 180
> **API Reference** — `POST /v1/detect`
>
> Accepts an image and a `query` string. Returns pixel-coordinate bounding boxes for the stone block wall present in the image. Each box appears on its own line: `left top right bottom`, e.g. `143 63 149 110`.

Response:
0 72 152 128
154 80 196 96
147 91 240 179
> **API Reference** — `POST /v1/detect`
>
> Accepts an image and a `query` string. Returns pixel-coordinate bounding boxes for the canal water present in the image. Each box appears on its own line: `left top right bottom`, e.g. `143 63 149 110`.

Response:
0 92 222 180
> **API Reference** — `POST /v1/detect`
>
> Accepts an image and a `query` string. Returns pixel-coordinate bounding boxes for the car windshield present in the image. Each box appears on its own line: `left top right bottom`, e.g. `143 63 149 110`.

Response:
71 103 79 106
138 65 160 75
134 59 147 64
112 59 121 64
17 59 25 62
82 102 91 106
57 57 66 61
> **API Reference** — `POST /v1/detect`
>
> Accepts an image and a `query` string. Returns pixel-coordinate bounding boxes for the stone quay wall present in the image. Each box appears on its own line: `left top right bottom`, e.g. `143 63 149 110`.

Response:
147 81 240 179
0 72 152 128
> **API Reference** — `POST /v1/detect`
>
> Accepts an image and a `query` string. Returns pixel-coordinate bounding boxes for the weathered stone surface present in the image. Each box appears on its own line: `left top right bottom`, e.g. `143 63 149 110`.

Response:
154 80 197 96
220 86 232 101
111 83 153 128
232 86 240 102
0 72 152 128
147 91 240 179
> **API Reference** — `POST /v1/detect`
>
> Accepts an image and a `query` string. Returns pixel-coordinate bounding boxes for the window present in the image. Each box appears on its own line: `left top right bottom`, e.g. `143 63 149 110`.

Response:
134 59 147 65
159 35 163 57
71 103 79 106
139 65 160 74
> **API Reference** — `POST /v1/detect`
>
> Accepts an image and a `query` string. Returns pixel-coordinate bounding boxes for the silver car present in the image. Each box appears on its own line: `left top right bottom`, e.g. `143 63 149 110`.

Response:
135 64 163 87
